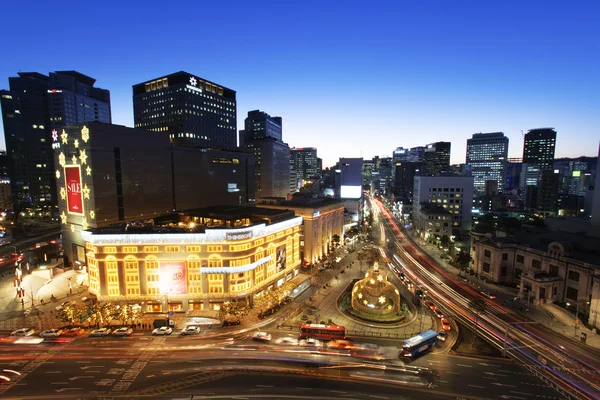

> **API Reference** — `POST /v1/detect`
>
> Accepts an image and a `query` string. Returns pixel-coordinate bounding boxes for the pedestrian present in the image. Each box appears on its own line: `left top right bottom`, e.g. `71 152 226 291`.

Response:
41 298 44 305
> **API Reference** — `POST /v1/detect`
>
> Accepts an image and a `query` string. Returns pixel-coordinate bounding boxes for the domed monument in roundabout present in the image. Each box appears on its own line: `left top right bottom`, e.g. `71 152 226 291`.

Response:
350 263 403 322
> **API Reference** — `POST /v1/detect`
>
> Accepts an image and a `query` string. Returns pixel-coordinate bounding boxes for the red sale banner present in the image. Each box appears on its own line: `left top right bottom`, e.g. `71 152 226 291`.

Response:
65 166 83 215
159 261 187 294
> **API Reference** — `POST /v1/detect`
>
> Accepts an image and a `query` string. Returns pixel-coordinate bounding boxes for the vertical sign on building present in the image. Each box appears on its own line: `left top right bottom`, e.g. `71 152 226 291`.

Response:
65 166 84 215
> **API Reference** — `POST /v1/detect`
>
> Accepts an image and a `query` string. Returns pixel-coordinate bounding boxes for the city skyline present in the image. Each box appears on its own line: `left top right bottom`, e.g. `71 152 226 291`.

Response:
1 1 598 167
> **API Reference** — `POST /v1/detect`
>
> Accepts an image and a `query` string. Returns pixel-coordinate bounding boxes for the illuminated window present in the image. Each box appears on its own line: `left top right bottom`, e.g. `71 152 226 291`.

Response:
165 246 180 253
207 246 222 252
254 239 264 246
104 247 117 254
123 246 138 253
267 235 275 242
186 246 201 253
208 256 222 267
144 246 159 253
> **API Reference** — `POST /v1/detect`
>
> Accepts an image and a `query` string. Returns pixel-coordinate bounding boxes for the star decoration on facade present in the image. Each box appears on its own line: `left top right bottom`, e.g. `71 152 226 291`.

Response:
395 289 399 295
55 170 60 180
365 272 369 278
71 155 78 165
51 130 58 141
74 139 79 148
58 152 66 167
378 296 386 304
363 300 368 305
86 166 92 176
70 224 75 232
60 187 67 200
60 212 67 225
89 210 95 220
82 184 90 200
79 149 88 165
82 217 88 231
377 275 383 282
369 279 375 285
61 130 68 145
81 126 89 143
189 77 197 86
358 293 363 299
373 264 379 270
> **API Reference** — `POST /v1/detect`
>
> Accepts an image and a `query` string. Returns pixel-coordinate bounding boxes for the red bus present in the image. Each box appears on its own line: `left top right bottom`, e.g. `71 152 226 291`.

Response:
299 323 346 340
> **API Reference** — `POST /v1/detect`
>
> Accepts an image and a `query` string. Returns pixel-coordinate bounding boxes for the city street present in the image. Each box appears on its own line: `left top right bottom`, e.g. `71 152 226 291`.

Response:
0 330 564 399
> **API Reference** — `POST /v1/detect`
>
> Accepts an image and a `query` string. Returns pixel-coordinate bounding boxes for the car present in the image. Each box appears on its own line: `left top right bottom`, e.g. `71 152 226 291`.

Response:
63 327 84 337
434 309 444 319
152 326 173 336
424 300 436 311
481 291 496 300
10 328 35 337
40 329 63 338
275 337 298 346
113 327 133 336
437 331 448 342
222 319 241 326
180 326 200 336
90 328 112 337
298 338 321 347
441 318 451 331
328 340 355 350
252 332 272 342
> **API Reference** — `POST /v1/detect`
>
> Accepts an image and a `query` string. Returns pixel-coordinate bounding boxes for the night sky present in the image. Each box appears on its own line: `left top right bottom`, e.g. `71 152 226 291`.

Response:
1 0 598 166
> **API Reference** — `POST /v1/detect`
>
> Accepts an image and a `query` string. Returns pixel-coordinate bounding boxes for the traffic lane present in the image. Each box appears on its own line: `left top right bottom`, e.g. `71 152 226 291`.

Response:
177 372 469 400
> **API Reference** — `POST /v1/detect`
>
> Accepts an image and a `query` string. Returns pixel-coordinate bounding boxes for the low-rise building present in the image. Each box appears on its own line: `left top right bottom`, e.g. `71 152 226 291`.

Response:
256 197 344 264
471 228 600 328
413 202 451 240
82 205 302 312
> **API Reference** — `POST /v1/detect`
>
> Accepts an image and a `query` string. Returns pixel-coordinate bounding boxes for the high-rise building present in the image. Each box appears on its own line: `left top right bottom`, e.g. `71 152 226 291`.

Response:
421 142 451 176
394 161 422 197
132 71 237 149
522 128 557 211
290 147 318 182
239 110 290 199
592 144 600 226
0 71 111 208
413 175 474 232
466 132 508 194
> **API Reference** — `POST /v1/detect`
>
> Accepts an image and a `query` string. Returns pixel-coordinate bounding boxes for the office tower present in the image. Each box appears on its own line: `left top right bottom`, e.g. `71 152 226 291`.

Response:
522 128 557 211
239 110 290 198
413 175 474 232
466 132 508 194
0 71 111 208
290 147 318 182
421 142 451 176
372 157 393 194
132 71 237 149
394 161 422 197
393 147 422 163
592 144 600 226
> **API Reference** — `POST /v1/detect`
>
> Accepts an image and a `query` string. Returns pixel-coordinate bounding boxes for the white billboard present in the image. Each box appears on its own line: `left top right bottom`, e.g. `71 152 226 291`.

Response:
340 185 362 199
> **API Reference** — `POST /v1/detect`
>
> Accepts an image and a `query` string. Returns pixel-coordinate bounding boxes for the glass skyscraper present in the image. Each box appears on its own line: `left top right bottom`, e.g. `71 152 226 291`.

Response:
466 132 509 194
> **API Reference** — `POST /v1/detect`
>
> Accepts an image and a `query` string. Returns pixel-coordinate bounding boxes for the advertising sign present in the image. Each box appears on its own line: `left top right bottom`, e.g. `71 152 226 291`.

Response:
65 166 84 215
276 245 286 273
159 261 187 294
226 230 253 241
340 185 362 199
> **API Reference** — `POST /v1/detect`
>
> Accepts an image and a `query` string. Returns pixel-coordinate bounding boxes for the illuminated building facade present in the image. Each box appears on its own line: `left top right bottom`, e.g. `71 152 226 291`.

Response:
133 71 236 150
52 123 254 267
290 147 318 182
257 197 344 263
81 206 302 311
466 132 508 194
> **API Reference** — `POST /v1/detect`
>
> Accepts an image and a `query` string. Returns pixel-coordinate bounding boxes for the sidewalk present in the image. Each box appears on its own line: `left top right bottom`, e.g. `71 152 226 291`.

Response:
403 228 600 350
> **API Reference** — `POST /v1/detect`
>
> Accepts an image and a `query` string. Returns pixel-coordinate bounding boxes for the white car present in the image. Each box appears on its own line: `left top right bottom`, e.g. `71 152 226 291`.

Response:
10 328 35 337
180 326 200 336
40 329 63 338
275 337 298 346
90 328 112 337
152 326 173 336
299 338 321 347
113 327 133 336
437 331 448 342
252 332 272 342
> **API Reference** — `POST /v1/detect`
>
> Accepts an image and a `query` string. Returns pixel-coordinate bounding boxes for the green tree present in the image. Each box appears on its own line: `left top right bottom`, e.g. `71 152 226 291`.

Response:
57 301 80 325
331 234 341 248
455 251 472 277
468 297 487 340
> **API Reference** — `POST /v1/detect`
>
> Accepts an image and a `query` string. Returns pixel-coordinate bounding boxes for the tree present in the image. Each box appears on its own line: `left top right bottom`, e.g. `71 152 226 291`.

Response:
455 251 472 277
130 304 144 325
468 297 487 341
58 301 80 325
439 235 451 249
331 234 341 248
218 301 246 320
116 304 132 325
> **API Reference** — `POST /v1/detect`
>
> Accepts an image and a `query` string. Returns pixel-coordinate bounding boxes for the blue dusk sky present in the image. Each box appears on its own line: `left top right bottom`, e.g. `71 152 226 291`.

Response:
1 0 598 167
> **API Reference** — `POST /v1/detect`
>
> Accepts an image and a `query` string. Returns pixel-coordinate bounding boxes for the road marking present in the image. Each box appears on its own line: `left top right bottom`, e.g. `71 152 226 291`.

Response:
76 361 91 364
457 364 472 368
369 396 389 399
50 382 69 385
45 371 61 374
446 371 459 375
257 385 273 388
331 390 347 393
468 384 485 389
511 391 532 396
296 387 312 390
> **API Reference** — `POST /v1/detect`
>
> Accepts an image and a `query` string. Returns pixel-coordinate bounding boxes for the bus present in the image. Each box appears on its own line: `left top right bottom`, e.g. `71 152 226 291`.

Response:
401 329 438 357
299 323 346 340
